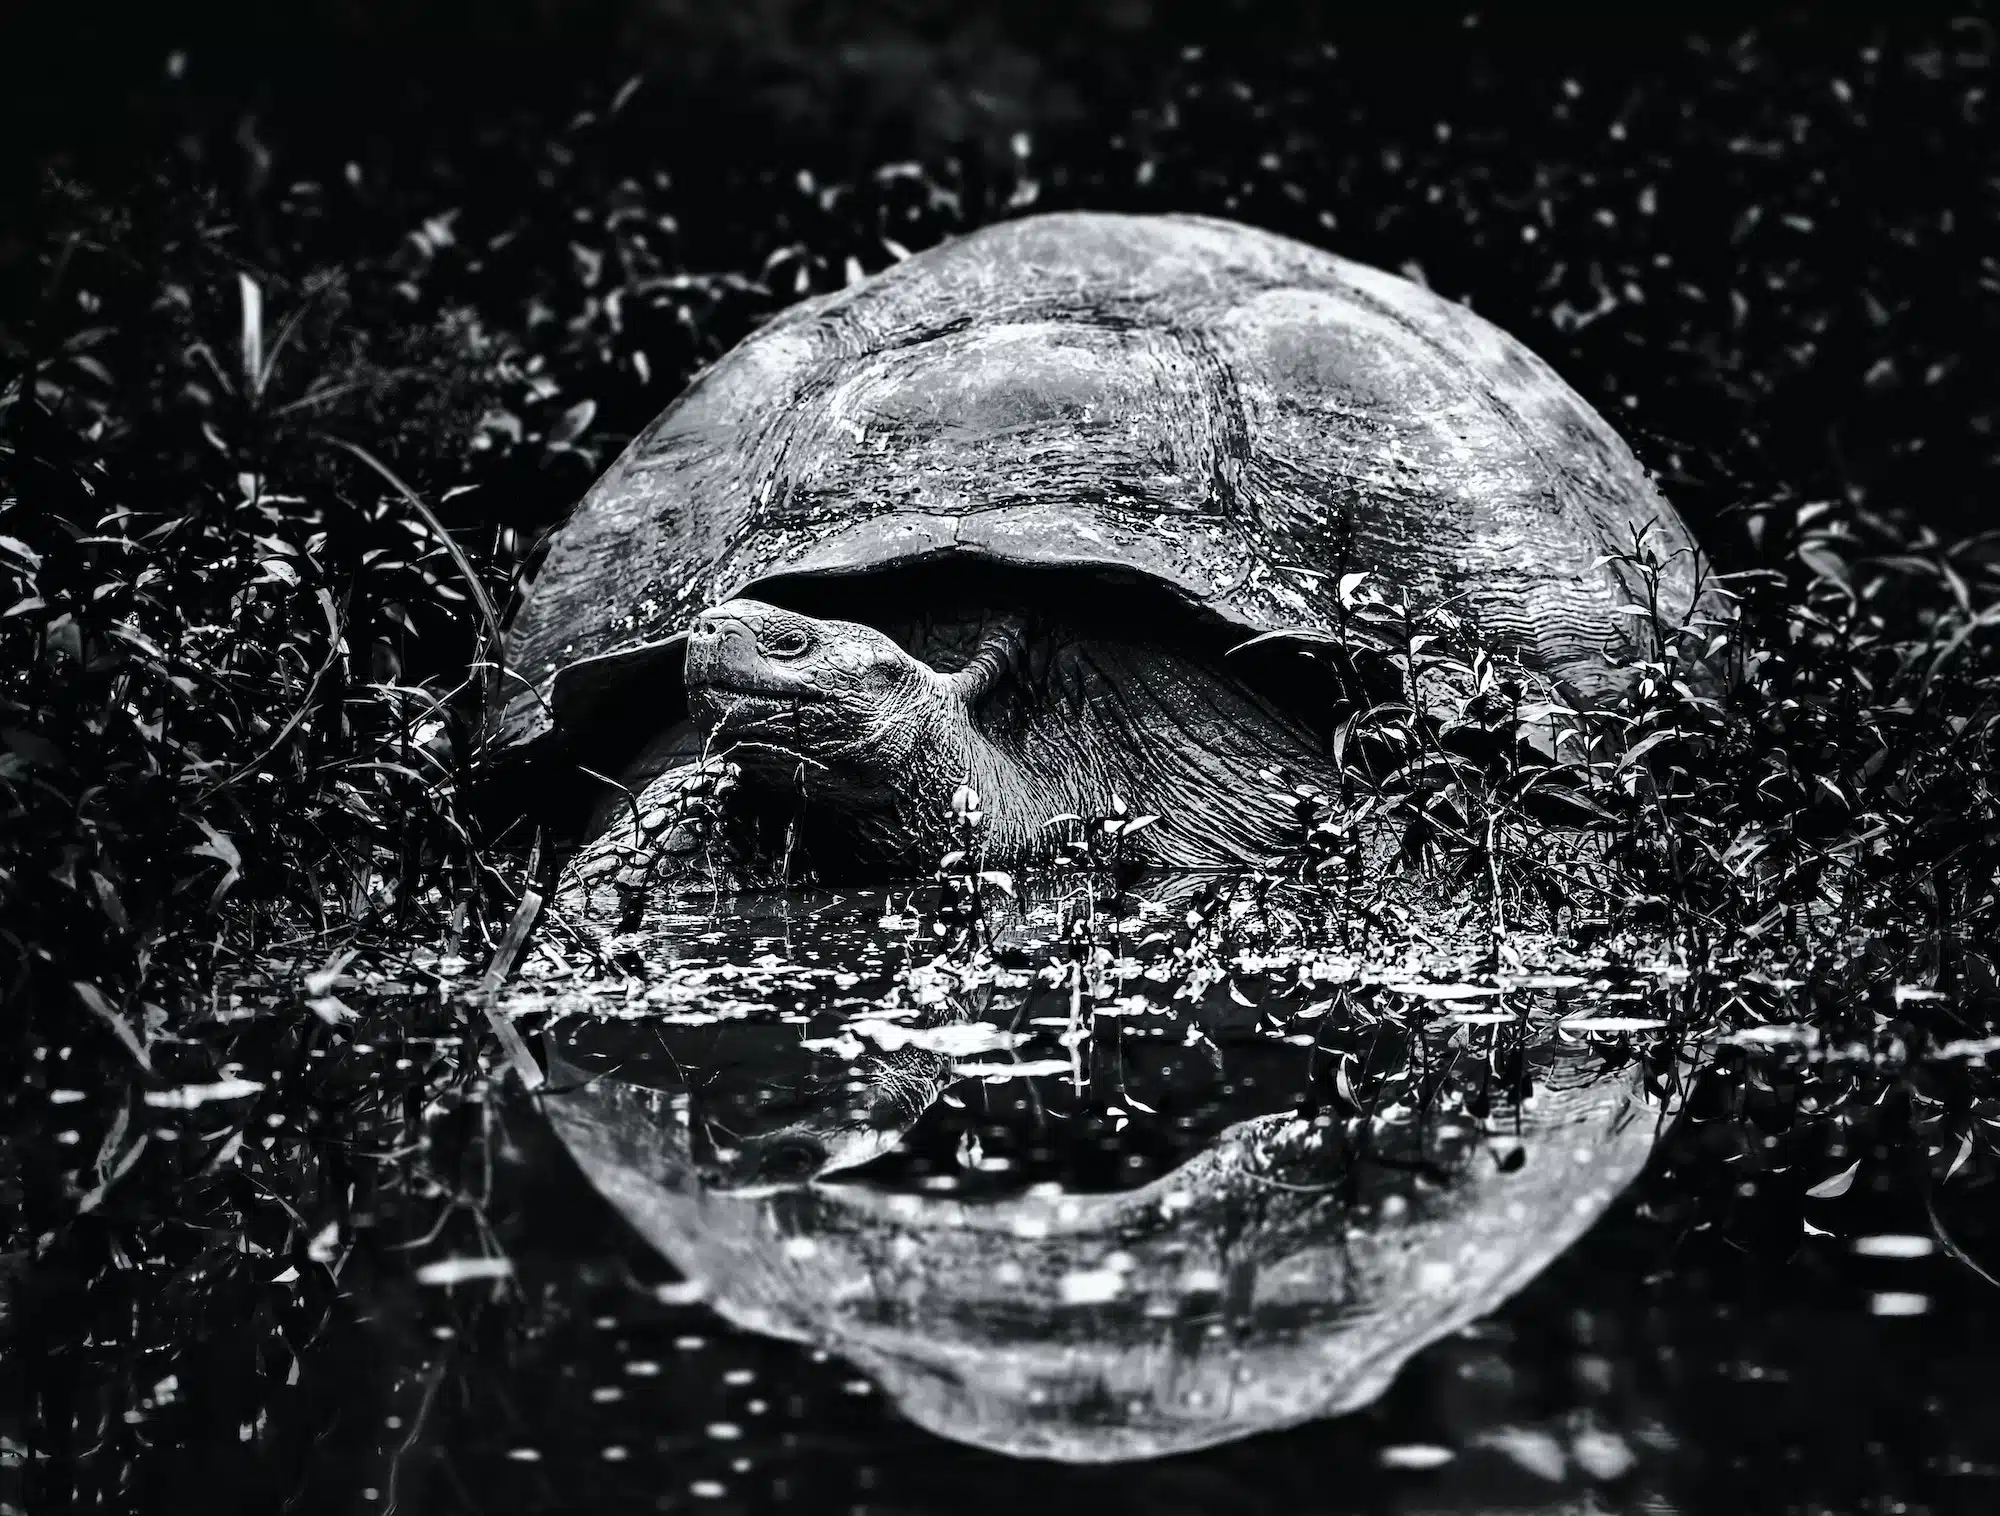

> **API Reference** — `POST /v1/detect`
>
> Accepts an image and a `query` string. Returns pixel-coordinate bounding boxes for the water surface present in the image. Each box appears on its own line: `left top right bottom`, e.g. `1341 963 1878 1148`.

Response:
51 882 2000 1513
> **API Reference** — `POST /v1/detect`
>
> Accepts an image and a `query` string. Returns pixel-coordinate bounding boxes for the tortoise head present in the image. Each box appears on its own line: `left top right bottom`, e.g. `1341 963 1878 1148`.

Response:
684 598 1017 800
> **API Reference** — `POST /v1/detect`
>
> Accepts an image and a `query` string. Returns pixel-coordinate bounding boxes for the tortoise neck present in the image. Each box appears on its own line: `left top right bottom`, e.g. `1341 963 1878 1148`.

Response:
883 707 1055 865
794 680 1052 872
991 637 1340 870
796 636 1340 876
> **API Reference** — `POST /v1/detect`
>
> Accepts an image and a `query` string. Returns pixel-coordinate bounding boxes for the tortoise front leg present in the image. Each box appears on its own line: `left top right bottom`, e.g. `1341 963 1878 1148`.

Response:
552 757 750 939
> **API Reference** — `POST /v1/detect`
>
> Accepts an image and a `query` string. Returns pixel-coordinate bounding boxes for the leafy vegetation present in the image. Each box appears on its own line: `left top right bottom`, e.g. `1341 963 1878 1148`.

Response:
1250 521 1999 995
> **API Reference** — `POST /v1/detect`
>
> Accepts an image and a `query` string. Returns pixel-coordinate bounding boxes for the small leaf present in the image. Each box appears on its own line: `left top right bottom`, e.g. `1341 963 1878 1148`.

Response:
1334 1061 1358 1108
415 1256 514 1287
239 273 264 396
1380 1445 1455 1471
74 980 152 1071
548 398 597 448
189 820 243 907
1806 1159 1860 1199
1945 1130 1974 1183
90 872 129 933
1616 728 1682 771
307 994 357 1025
1798 542 1848 584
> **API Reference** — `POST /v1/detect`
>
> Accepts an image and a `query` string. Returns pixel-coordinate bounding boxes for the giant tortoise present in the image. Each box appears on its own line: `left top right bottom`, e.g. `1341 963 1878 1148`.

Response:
484 212 1713 922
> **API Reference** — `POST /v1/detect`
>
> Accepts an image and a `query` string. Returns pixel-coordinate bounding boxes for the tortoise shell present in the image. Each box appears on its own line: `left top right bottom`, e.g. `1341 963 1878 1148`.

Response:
492 211 1709 754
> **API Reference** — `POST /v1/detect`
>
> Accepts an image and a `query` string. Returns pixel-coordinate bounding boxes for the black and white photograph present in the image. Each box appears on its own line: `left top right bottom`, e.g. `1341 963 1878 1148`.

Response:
4 3 1997 1512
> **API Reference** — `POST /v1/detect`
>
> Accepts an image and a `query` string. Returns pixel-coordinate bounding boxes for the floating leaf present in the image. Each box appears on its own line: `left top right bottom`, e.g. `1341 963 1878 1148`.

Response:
1384 981 1502 1001
415 1257 515 1287
1379 1445 1455 1471
962 1057 1073 1081
144 1079 266 1110
1852 1235 1933 1259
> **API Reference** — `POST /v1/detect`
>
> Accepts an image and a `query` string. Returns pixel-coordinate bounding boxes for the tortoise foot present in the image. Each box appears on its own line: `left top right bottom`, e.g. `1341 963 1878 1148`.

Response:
553 758 744 939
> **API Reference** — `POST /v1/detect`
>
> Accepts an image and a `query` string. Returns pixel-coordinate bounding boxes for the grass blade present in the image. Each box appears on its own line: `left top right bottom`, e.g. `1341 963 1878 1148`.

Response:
318 434 506 673
239 273 264 400
477 888 546 1090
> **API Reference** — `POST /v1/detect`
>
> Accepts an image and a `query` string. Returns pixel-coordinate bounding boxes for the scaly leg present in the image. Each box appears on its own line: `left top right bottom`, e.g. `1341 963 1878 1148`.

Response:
552 758 752 941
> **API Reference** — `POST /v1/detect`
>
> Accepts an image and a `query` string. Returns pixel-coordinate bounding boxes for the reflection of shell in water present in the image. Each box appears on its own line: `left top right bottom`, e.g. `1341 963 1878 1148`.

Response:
693 1046 959 1192
546 1042 1665 1462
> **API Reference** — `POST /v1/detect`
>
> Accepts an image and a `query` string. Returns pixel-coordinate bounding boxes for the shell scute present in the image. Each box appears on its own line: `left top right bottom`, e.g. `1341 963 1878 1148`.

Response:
493 212 1711 755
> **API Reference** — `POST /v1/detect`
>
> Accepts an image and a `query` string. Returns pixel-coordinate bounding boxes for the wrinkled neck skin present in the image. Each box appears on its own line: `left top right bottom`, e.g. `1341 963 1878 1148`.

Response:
772 675 1048 869
994 634 1340 872
752 629 1336 879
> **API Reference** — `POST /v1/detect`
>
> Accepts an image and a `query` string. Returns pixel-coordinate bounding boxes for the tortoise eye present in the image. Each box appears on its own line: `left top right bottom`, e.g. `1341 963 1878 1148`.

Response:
763 626 811 659
760 1137 824 1180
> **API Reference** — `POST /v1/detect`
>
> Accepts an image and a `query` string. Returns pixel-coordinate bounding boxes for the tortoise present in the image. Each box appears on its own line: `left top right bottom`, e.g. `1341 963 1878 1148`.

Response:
486 212 1715 924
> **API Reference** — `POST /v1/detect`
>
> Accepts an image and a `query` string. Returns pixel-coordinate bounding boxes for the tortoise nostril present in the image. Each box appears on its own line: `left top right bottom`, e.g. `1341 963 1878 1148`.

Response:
691 611 751 645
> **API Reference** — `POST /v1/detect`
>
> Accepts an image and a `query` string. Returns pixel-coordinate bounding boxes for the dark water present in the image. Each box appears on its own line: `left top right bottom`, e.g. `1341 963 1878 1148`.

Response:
64 884 2000 1514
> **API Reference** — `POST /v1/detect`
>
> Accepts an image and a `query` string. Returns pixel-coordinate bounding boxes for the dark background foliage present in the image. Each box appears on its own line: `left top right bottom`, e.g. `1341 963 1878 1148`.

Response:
8 0 1997 543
